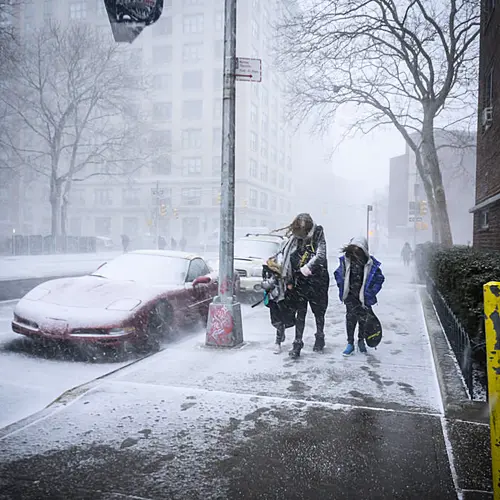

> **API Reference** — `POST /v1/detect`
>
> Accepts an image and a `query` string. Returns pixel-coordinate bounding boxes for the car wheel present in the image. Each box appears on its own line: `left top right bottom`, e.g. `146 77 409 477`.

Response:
144 300 172 353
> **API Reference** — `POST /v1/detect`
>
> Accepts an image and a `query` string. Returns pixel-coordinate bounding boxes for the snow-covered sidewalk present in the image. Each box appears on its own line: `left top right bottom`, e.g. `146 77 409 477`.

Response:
0 252 121 281
0 260 461 499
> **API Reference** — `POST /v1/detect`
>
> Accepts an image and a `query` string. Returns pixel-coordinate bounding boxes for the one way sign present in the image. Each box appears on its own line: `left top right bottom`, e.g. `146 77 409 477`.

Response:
235 57 262 82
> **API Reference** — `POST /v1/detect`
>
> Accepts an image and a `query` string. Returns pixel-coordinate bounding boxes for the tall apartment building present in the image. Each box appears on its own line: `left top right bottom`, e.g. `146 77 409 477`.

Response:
470 0 500 250
9 0 297 249
388 131 476 247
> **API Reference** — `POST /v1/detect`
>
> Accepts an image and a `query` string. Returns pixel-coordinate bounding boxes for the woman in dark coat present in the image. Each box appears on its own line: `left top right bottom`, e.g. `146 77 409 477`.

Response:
279 213 329 358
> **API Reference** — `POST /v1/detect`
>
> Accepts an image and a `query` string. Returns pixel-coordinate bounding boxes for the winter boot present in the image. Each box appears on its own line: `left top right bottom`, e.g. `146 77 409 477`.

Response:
313 334 325 352
342 343 355 357
289 340 304 359
358 339 367 354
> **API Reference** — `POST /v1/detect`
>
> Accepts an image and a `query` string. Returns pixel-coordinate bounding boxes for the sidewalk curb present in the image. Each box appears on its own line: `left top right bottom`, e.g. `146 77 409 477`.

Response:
419 288 488 423
0 348 158 440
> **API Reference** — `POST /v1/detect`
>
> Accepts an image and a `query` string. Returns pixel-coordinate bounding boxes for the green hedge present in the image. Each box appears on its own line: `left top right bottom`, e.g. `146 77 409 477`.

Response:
416 243 500 361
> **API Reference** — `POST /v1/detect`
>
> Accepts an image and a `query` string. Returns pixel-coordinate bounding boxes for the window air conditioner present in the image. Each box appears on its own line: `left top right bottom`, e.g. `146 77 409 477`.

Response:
482 107 493 128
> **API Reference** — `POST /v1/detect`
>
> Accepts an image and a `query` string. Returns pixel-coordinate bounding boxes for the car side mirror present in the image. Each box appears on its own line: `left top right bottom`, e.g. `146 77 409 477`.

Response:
192 275 211 287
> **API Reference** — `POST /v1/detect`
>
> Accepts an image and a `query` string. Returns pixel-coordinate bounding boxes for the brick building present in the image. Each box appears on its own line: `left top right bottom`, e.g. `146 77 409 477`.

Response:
471 1 500 250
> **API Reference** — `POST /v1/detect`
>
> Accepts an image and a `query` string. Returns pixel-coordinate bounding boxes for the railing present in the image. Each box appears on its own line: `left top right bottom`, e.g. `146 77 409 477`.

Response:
426 275 474 399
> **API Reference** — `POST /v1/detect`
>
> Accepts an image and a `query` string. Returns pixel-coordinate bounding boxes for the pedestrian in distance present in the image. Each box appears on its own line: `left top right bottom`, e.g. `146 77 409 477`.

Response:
171 237 177 250
276 213 329 358
334 236 385 356
121 234 130 253
180 236 187 252
401 242 412 267
158 235 166 250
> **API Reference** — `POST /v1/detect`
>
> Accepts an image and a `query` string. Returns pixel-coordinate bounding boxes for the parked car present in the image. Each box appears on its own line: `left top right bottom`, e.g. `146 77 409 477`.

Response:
12 250 224 354
233 234 287 299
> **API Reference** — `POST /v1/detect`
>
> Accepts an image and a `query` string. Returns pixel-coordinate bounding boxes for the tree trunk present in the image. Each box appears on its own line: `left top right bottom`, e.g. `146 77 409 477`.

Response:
61 179 71 236
421 119 453 247
50 181 61 238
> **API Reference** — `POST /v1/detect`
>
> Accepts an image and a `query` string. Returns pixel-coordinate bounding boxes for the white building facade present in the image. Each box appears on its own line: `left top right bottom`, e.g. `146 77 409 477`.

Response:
11 0 297 250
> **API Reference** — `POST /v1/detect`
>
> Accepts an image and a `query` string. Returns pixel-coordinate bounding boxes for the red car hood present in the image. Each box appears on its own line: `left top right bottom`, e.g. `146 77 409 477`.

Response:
34 275 179 309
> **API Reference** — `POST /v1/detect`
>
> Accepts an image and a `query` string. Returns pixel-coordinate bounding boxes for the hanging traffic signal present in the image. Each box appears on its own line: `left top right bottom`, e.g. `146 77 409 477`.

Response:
103 0 164 43
217 193 221 204
159 203 167 217
173 208 179 219
419 200 428 215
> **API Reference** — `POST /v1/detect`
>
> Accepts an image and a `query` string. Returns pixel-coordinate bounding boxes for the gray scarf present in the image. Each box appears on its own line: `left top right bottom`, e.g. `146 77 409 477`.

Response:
281 224 316 283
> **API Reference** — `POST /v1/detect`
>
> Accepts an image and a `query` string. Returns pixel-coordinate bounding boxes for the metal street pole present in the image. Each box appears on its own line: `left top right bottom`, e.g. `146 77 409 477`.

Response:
366 205 372 246
205 0 243 347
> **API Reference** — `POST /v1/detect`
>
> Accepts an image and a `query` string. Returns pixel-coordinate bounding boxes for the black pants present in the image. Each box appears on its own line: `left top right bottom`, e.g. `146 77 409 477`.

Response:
293 274 329 343
345 295 372 344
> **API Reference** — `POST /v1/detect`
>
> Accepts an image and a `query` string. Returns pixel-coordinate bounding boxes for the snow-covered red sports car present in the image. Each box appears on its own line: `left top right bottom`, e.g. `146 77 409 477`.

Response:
12 250 229 352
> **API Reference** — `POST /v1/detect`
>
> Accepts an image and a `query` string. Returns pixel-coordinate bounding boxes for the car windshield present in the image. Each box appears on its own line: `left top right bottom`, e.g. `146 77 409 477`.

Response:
91 253 189 284
234 239 281 260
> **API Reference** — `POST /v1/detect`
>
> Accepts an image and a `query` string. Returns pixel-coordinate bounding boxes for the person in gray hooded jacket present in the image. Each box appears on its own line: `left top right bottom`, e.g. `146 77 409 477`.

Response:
334 236 385 356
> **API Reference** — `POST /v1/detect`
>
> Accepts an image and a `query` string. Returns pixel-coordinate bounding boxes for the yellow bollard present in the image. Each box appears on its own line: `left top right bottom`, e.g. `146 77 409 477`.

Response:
484 281 500 499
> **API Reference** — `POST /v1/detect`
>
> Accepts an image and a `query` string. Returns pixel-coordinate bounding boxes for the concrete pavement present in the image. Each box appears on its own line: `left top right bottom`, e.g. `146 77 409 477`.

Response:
0 260 491 499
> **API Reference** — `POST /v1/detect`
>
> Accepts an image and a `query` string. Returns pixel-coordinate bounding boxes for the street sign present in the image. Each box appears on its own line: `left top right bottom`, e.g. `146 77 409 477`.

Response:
151 187 164 197
408 216 423 222
235 58 262 82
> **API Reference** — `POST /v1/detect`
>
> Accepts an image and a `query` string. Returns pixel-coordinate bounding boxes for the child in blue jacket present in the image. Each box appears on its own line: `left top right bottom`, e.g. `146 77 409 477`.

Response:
334 236 385 356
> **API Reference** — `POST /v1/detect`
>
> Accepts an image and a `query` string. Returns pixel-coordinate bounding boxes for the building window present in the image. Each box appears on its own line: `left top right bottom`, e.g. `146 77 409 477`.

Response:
122 188 141 206
261 112 268 131
270 195 277 211
271 169 277 185
94 189 113 206
183 14 204 34
480 210 489 229
69 1 86 19
152 45 173 64
214 40 224 60
287 178 292 192
250 103 258 124
214 11 224 32
262 87 269 106
213 69 223 89
261 138 268 158
250 132 258 152
44 0 53 19
152 102 172 122
251 19 260 40
182 70 203 90
270 146 277 164
249 189 258 207
182 157 202 176
182 43 203 63
149 130 172 150
95 217 112 236
212 187 221 206
182 187 202 206
279 173 285 189
260 164 268 182
182 100 203 120
182 129 202 149
152 16 173 36
287 156 292 171
213 127 222 148
212 156 221 176
213 99 222 120
280 198 285 213
260 192 268 209
249 159 258 178
152 74 171 90
279 151 285 167
152 156 172 175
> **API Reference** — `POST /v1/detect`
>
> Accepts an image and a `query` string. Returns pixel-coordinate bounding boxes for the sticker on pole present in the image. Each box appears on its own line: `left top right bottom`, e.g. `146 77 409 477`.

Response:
235 58 262 82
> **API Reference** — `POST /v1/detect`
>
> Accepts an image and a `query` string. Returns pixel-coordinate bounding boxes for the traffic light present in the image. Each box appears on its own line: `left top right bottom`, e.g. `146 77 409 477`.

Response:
419 200 428 215
242 199 248 208
173 208 179 219
159 203 167 217
217 193 221 204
